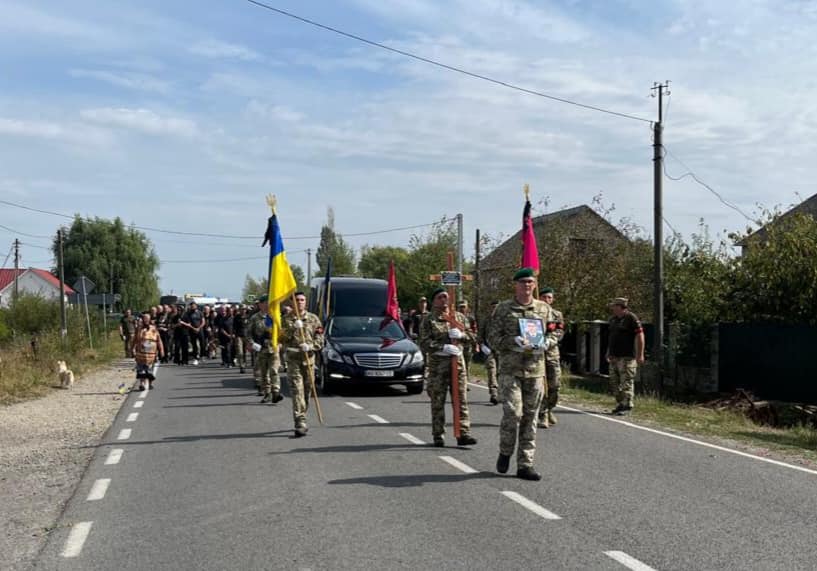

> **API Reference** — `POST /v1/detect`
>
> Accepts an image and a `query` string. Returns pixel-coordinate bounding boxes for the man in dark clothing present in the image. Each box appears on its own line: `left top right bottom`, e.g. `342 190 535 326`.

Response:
217 306 235 367
156 305 170 363
172 305 189 365
233 305 248 373
606 297 645 415
184 302 204 365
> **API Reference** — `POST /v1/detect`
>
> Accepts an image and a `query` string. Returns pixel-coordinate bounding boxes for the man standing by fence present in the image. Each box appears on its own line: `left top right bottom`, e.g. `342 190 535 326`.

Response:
606 297 645 416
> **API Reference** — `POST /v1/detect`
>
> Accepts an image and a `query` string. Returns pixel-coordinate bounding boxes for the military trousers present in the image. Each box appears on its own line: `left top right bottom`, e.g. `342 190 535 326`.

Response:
286 353 314 429
426 356 472 438
233 337 247 369
609 357 637 408
544 357 561 410
257 350 280 395
485 353 498 398
499 375 544 469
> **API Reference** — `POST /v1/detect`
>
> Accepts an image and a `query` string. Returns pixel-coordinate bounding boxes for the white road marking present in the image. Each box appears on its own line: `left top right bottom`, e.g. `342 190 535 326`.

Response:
86 478 111 501
605 551 658 571
500 491 561 520
345 402 364 410
557 404 817 477
399 432 426 445
61 521 93 558
439 455 478 474
104 449 124 465
468 382 489 390
368 414 389 424
126 412 139 422
133 400 144 409
138 388 148 399
117 428 132 440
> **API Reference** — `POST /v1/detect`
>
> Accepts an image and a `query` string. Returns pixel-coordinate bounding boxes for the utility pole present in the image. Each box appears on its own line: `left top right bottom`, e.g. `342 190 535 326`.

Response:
474 228 481 323
651 81 671 372
57 229 67 341
306 248 312 286
456 213 464 302
13 238 20 302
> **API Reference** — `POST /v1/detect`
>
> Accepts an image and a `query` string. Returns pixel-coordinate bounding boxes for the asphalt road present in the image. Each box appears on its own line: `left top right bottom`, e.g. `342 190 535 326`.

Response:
34 360 817 570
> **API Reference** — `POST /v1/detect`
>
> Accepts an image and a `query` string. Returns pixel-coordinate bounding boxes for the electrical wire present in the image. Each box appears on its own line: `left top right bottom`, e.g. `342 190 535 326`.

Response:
662 146 756 223
243 0 652 124
0 223 52 239
0 199 446 241
20 241 52 251
1 244 12 269
160 249 309 264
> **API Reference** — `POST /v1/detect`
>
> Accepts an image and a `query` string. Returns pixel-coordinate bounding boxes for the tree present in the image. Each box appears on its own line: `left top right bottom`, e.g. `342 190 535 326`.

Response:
241 264 306 301
358 245 411 306
402 218 459 308
55 217 159 310
315 207 356 276
726 212 817 324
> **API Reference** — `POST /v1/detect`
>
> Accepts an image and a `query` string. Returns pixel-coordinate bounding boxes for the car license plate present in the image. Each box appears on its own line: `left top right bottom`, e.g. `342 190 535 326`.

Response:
364 370 394 377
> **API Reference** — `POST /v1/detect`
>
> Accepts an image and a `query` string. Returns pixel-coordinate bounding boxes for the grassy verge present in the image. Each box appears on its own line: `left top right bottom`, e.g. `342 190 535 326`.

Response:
469 362 817 464
0 332 121 405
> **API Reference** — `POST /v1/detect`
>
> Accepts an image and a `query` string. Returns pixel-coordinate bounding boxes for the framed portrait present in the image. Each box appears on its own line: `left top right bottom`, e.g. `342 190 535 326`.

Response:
518 317 545 347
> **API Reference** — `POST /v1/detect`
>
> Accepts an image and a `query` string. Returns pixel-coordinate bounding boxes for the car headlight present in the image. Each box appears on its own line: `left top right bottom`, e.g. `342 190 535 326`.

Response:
326 348 343 363
408 352 424 365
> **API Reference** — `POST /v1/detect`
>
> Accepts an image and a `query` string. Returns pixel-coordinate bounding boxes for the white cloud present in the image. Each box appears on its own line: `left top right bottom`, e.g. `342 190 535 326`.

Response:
189 39 261 61
69 69 170 93
0 117 111 146
79 108 197 138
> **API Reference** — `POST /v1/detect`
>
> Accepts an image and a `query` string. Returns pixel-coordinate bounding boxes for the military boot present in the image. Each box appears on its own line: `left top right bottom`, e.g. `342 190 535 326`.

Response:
516 466 542 481
496 453 511 474
456 434 477 446
489 394 498 405
433 436 445 447
271 392 284 404
547 409 557 426
260 393 272 404
294 426 307 437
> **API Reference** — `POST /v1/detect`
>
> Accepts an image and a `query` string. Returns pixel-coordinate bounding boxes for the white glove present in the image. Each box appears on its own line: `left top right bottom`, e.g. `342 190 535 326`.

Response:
442 344 462 356
294 319 304 329
448 328 463 340
541 339 551 350
514 336 528 348
251 342 262 353
300 343 312 352
480 344 491 356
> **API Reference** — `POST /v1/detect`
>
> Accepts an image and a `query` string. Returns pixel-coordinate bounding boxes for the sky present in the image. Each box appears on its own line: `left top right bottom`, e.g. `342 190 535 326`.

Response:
1 0 816 300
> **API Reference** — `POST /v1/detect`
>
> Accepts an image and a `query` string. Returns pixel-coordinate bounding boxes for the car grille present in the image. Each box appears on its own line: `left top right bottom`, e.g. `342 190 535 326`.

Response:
353 353 404 369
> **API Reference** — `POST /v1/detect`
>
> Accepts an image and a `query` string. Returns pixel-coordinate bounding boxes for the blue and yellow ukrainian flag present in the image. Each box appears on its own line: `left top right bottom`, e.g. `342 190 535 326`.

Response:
263 214 297 348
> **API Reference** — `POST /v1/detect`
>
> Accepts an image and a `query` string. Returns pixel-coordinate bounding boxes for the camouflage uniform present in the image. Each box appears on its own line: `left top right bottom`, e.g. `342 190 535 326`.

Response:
281 310 324 432
539 307 565 426
478 309 498 402
488 298 556 469
418 309 474 443
249 311 281 399
459 310 478 380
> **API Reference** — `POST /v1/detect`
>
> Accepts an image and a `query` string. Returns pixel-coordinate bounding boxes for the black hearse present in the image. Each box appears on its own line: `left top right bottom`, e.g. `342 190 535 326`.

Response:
309 277 424 394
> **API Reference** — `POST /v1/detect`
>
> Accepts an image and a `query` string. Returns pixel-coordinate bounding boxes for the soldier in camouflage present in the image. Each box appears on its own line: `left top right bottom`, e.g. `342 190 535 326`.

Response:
248 295 283 404
456 300 478 383
418 288 477 448
488 268 558 481
538 287 565 428
478 300 500 405
281 291 324 437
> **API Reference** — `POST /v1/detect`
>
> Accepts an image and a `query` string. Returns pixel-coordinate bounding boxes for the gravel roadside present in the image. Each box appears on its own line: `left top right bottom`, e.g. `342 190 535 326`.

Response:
0 359 134 571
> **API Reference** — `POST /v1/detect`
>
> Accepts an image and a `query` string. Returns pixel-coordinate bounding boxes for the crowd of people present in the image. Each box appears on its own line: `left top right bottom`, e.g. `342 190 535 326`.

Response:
117 273 645 479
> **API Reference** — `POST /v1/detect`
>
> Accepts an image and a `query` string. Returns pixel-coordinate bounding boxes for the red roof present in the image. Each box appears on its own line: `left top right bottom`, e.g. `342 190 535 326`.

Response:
0 268 75 294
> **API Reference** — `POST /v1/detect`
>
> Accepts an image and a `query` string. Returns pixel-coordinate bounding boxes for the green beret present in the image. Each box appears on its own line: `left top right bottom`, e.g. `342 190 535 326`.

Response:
430 287 447 301
541 287 554 295
513 267 536 281
257 294 269 303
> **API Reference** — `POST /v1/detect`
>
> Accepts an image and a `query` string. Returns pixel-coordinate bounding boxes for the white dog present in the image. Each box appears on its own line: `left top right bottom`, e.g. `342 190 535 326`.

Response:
57 360 75 389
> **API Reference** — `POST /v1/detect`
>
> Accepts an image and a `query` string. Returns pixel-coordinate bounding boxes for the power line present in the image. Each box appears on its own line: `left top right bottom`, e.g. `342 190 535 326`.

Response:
1 244 12 269
19 241 52 251
160 249 309 264
0 198 445 241
662 146 756 223
243 0 652 124
0 223 52 239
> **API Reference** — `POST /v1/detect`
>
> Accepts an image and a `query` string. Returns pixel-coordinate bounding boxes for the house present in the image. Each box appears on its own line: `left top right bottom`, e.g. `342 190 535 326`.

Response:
477 204 643 322
738 192 817 255
0 268 75 308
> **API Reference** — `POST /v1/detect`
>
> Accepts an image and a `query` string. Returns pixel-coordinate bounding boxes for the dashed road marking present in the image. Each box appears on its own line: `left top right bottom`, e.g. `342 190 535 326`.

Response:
126 412 139 422
133 400 144 409
557 404 817 477
345 402 363 410
439 455 478 474
86 478 111 501
61 521 93 558
117 428 132 440
604 551 658 571
399 432 426 445
104 449 124 465
368 414 389 424
138 388 148 399
500 491 561 520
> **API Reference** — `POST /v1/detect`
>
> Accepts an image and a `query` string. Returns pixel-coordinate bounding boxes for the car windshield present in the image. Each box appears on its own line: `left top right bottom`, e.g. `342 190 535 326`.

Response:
329 316 405 340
